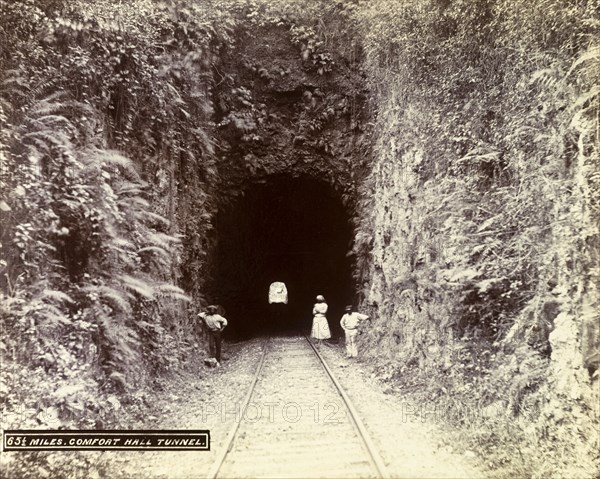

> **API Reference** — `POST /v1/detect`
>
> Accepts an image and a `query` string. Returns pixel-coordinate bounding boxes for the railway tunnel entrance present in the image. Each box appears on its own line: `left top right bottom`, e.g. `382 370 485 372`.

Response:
213 175 355 339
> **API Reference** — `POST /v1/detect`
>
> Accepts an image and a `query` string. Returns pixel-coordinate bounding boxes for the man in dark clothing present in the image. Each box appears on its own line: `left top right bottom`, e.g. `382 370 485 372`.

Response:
200 305 228 365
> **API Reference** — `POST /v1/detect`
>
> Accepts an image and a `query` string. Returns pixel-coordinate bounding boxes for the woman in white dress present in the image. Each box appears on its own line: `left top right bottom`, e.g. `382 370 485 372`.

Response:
311 295 331 345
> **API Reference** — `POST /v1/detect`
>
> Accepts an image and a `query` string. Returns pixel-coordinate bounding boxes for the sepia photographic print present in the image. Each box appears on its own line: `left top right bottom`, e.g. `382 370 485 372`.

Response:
0 0 598 478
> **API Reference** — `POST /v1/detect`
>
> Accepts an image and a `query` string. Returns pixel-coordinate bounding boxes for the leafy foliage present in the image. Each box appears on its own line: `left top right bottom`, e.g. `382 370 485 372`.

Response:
352 0 599 475
0 0 229 443
0 85 189 386
0 0 598 476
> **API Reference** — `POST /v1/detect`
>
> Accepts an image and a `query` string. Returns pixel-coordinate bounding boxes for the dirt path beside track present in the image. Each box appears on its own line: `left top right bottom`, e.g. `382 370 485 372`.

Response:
107 337 483 479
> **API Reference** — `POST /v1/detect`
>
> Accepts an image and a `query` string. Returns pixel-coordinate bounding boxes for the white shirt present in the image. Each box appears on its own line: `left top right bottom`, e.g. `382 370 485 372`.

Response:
269 282 288 304
204 314 228 332
341 312 368 331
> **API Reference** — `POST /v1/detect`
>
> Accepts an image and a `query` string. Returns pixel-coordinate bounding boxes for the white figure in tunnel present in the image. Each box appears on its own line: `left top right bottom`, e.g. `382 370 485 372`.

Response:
311 295 331 345
269 281 288 329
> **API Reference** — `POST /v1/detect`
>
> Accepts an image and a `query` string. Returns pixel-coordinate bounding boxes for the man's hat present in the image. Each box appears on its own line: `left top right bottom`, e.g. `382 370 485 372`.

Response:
207 305 218 314
345 305 353 312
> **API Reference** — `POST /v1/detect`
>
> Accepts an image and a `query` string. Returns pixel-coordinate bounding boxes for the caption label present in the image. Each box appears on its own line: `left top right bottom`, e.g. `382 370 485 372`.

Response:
3 430 210 451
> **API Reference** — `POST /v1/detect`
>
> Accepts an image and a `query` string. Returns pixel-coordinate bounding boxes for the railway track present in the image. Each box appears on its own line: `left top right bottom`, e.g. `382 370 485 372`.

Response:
207 336 388 479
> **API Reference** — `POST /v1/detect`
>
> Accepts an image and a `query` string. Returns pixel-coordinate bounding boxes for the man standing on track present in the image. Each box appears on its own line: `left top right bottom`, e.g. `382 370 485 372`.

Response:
201 305 228 366
340 305 369 358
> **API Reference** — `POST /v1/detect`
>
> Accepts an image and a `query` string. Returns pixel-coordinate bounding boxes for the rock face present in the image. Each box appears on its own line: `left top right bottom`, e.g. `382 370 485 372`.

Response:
202 10 599 412
350 8 600 473
211 21 371 199
356 102 599 477
197 16 374 324
171 3 599 471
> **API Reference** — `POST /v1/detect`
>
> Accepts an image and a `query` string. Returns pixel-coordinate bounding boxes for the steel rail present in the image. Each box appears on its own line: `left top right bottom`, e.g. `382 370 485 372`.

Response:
206 336 270 479
305 336 390 479
208 335 388 478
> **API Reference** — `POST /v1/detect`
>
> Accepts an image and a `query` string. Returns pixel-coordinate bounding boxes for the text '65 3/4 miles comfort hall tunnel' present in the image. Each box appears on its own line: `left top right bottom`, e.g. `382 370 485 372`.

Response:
211 175 355 339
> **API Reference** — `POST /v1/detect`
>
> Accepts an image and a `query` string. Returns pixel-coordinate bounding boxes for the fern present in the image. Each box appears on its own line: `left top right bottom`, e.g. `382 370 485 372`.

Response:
118 274 155 299
89 285 133 314
94 149 140 177
530 67 562 89
41 289 74 304
22 130 72 149
566 45 599 78
137 210 172 227
118 195 150 211
154 283 191 302
27 92 71 116
109 237 136 250
137 245 171 260
115 181 145 196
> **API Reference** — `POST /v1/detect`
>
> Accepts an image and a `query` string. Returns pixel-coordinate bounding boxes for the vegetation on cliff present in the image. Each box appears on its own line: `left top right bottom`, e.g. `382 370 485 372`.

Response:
352 0 599 476
0 0 224 432
0 0 598 477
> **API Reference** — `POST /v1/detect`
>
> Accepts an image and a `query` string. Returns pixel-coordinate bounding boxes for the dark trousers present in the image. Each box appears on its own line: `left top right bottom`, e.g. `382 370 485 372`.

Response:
208 330 222 362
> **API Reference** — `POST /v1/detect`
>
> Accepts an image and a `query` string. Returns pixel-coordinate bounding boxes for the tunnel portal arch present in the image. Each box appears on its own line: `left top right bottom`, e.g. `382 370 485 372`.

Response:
212 174 355 339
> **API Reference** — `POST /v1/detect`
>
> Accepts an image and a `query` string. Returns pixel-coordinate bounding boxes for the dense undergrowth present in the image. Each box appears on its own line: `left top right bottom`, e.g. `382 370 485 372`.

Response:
0 0 598 477
0 0 226 434
351 0 599 477
0 1 367 475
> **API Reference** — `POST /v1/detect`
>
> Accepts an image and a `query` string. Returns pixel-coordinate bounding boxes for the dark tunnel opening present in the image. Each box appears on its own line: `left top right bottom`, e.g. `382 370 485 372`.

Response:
212 175 355 339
